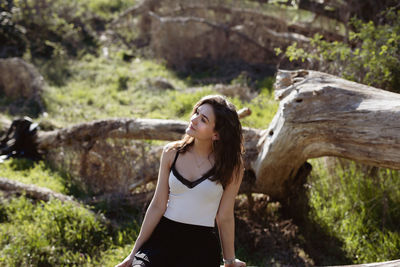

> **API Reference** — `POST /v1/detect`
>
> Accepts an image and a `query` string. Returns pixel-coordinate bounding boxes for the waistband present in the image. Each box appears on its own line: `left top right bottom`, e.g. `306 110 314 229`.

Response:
160 216 215 232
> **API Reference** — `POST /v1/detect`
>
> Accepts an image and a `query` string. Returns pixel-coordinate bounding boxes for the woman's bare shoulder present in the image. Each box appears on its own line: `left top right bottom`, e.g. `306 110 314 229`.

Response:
163 141 180 152
162 141 180 163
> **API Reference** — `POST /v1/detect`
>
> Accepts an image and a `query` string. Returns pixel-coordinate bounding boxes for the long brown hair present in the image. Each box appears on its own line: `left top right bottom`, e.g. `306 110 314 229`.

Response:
168 95 244 188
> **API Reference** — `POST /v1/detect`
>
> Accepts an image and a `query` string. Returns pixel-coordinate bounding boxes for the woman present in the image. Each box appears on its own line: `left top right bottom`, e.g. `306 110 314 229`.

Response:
116 95 246 267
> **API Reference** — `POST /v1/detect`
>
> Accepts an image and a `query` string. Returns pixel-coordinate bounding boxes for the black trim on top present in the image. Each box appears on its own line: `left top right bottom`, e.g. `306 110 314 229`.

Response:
171 149 215 189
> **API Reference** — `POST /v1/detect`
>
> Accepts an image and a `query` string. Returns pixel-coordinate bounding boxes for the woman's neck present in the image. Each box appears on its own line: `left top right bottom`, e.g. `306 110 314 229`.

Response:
192 139 213 157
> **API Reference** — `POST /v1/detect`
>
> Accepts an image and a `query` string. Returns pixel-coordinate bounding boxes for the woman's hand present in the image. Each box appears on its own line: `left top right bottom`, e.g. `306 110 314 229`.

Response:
114 255 134 267
224 258 246 267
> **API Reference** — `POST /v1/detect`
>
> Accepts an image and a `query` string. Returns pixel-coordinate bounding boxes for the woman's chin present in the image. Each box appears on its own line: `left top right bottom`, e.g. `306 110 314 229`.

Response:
185 128 195 137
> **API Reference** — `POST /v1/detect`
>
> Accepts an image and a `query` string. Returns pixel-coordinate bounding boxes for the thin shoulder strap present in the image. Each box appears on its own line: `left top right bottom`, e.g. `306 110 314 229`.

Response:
171 149 180 168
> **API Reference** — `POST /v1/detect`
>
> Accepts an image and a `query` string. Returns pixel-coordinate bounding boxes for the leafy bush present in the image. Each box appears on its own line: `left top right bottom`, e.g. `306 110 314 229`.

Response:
0 3 27 58
11 0 101 59
280 8 400 92
87 0 137 20
0 196 112 266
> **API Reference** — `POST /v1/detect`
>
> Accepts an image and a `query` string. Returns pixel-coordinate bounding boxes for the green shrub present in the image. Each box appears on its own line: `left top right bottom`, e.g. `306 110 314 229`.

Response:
12 0 100 58
0 196 111 266
281 8 400 92
86 0 137 20
0 4 27 57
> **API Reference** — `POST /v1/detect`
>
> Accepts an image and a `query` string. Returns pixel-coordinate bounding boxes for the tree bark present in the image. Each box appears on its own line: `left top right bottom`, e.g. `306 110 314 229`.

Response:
252 69 400 200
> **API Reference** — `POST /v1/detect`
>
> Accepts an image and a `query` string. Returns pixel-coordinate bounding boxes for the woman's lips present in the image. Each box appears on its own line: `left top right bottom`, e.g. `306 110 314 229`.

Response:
189 124 196 131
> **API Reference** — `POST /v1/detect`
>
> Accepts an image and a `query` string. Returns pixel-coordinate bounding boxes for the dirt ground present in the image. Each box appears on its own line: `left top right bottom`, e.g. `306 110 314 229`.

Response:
234 193 315 266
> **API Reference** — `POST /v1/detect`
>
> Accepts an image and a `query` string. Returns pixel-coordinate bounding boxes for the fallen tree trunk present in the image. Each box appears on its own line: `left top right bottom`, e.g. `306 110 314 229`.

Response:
148 11 309 51
0 177 151 221
36 110 260 152
0 177 152 229
32 109 259 195
110 0 160 26
252 70 400 200
166 4 344 42
0 177 76 202
330 259 400 267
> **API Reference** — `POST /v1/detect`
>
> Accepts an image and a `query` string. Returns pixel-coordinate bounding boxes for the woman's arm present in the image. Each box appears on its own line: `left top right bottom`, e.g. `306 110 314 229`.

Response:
115 144 174 267
216 165 246 267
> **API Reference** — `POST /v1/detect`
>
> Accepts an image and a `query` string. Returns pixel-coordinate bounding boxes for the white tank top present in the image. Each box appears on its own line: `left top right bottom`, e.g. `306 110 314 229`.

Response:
163 149 224 227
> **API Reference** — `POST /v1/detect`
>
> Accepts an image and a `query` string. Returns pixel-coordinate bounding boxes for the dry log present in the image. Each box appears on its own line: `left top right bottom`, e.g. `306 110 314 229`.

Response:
110 0 159 26
85 190 154 208
148 12 271 52
0 175 154 210
330 259 400 267
0 116 11 134
252 69 400 200
36 117 260 152
36 118 187 149
34 113 260 194
148 12 309 50
157 4 344 42
0 177 123 227
297 0 346 22
0 177 76 202
238 107 252 119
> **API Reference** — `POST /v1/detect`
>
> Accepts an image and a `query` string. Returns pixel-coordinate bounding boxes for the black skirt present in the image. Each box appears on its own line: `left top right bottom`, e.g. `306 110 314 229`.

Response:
131 216 221 267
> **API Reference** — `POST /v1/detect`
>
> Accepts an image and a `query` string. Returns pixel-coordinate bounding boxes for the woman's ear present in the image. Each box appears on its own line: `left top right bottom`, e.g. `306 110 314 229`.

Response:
212 133 219 141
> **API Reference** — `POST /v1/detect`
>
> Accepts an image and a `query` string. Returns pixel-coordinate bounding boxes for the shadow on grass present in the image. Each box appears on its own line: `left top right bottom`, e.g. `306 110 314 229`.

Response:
174 58 276 90
281 191 352 266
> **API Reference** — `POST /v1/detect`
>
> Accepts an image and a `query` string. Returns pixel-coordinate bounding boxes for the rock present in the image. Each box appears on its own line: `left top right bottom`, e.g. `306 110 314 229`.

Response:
145 77 175 90
0 58 44 99
213 84 257 101
0 57 45 116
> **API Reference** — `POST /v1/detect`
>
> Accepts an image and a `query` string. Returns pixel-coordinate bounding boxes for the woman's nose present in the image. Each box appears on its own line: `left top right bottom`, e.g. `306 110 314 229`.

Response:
191 114 199 124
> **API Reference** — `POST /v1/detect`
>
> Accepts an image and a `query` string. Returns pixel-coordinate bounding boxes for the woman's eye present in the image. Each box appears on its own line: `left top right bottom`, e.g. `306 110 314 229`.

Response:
195 110 206 123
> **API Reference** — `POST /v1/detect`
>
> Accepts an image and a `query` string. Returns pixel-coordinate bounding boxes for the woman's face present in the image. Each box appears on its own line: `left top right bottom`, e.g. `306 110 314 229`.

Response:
185 103 218 141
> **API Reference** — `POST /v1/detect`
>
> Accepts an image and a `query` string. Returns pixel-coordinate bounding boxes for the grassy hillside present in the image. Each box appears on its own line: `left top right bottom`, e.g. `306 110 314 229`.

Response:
41 54 278 128
1 0 400 266
0 51 280 266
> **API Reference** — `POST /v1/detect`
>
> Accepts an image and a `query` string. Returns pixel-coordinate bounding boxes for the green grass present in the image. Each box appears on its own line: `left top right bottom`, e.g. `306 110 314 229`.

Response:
85 0 137 20
40 53 277 128
0 158 68 194
307 158 400 263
